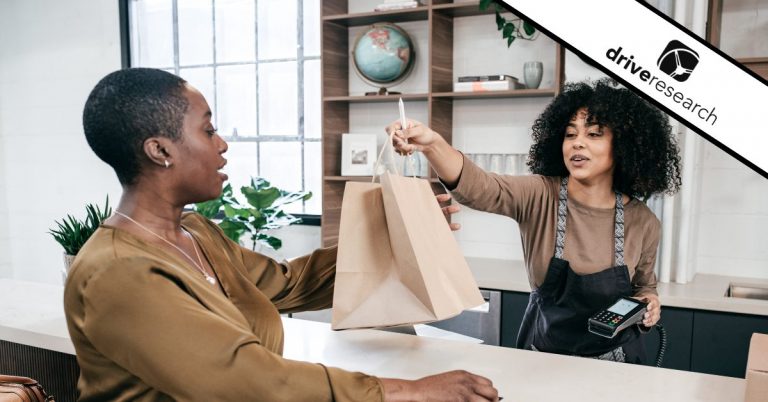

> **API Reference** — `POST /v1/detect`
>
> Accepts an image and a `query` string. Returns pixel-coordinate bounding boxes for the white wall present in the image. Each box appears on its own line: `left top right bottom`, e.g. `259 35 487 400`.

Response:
719 0 768 58
0 0 123 284
692 0 768 279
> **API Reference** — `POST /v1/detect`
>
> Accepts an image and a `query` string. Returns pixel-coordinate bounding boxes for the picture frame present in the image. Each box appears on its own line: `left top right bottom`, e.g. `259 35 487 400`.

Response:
341 134 378 176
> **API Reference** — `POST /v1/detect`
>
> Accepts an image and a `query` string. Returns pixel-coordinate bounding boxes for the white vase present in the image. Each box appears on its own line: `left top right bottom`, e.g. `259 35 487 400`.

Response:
62 253 76 283
523 61 543 89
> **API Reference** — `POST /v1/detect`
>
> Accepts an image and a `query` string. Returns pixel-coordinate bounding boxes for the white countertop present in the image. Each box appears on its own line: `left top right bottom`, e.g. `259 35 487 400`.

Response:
467 257 768 316
0 278 749 401
284 317 744 402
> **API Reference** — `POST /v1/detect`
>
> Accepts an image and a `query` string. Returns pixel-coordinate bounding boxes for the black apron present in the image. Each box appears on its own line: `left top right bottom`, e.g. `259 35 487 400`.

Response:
516 176 645 364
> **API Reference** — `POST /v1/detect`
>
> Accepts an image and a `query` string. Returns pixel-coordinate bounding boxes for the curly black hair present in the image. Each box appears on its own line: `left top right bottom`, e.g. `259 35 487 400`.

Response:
527 79 682 200
83 68 189 186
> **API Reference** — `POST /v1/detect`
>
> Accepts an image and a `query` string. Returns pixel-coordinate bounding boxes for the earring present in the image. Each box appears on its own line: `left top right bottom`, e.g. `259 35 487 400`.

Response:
164 160 170 168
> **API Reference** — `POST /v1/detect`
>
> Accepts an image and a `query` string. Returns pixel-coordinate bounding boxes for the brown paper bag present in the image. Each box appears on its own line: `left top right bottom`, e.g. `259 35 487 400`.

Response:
332 171 484 330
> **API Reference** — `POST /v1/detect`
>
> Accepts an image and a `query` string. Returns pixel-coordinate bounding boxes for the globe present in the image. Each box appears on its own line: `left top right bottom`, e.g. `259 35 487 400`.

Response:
351 23 415 91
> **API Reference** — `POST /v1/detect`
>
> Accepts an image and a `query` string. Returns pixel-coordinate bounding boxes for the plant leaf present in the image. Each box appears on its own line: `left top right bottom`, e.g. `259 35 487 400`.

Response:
523 21 536 36
195 198 223 218
502 21 515 38
218 219 247 242
479 0 492 11
242 186 281 209
258 235 283 250
495 11 505 30
507 35 516 47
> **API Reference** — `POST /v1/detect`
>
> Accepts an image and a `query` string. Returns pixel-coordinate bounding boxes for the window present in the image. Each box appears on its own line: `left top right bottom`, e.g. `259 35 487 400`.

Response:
126 0 322 216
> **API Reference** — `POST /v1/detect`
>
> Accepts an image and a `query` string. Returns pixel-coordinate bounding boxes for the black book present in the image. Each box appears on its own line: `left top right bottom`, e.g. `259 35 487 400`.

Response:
457 74 518 82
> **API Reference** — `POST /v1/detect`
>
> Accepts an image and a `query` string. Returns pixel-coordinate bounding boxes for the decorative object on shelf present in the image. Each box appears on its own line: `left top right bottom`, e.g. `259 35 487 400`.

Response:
523 61 544 89
402 151 429 177
453 81 522 92
466 153 529 175
49 196 111 282
351 22 415 96
194 178 311 252
341 133 378 176
457 74 517 82
479 0 539 47
374 0 421 12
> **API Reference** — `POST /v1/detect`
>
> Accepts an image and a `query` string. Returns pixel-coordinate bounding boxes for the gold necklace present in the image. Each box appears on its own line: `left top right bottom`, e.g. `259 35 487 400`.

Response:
114 211 217 285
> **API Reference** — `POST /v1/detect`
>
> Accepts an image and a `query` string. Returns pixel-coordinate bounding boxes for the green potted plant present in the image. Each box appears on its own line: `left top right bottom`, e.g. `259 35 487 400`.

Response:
480 0 539 47
49 196 112 281
194 177 312 253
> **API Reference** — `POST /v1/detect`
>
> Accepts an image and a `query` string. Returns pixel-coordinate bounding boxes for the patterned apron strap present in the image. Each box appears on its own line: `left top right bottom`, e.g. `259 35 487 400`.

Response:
554 177 569 259
614 191 625 266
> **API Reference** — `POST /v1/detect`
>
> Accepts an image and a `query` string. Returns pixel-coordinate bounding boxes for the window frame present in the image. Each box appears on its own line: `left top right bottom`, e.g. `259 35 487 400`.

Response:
119 0 322 226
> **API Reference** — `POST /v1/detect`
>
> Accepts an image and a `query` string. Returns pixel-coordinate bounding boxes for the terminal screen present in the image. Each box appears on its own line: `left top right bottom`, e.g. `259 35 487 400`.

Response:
608 299 637 315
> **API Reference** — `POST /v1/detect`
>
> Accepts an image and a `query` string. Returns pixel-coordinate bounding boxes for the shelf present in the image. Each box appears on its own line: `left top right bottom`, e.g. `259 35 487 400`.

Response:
319 0 565 246
432 88 557 100
324 93 429 103
431 2 495 18
323 6 429 27
325 175 439 183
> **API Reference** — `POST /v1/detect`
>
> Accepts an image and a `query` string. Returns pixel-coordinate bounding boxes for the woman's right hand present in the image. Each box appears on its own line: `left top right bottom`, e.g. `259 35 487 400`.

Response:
385 119 464 188
380 370 500 401
386 119 441 155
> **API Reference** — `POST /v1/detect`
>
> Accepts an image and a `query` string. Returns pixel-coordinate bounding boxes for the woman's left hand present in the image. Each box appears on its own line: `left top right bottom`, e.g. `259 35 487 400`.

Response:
635 295 661 327
436 194 461 231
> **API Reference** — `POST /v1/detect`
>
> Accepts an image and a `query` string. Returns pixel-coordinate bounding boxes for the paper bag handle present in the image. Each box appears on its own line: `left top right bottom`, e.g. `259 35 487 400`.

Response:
372 129 400 183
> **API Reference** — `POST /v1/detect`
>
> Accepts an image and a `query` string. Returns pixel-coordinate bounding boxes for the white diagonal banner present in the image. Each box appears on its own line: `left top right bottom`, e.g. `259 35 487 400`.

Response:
500 0 768 178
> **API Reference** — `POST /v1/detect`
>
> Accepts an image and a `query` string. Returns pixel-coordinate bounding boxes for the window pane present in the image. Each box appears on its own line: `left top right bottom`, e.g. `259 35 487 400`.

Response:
222 142 258 195
258 0 297 60
130 0 174 68
216 65 257 137
260 142 302 214
303 141 321 215
259 61 297 136
178 0 213 66
215 0 256 63
179 67 215 119
303 0 320 57
303 59 321 139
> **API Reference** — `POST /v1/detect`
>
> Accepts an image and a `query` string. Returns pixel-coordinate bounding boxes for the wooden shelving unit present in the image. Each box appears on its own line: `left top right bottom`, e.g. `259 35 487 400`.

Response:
320 0 566 245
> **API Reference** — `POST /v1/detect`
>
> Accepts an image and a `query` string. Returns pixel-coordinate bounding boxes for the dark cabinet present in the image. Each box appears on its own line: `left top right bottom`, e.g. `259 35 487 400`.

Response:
642 307 693 370
500 291 530 348
691 310 768 378
498 290 767 378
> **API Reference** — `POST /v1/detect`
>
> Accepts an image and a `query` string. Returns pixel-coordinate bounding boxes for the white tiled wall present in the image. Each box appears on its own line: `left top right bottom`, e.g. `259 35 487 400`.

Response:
694 143 768 278
0 0 123 284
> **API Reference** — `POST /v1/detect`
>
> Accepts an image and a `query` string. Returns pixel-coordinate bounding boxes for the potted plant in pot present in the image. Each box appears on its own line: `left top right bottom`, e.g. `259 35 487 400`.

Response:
49 196 112 282
194 177 311 257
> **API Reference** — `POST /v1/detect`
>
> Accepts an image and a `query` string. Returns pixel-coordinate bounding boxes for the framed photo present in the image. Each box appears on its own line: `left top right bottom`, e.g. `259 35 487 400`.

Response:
341 134 378 176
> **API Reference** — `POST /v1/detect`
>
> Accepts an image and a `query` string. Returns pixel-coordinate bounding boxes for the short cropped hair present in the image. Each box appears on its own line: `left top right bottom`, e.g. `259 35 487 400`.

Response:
82 68 189 185
527 79 682 199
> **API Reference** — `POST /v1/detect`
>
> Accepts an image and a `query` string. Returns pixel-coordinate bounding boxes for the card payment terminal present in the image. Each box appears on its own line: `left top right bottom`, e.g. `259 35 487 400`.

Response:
588 297 647 339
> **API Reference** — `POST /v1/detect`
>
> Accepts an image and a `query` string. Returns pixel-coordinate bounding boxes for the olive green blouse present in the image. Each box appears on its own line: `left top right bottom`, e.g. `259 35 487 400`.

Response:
64 212 383 401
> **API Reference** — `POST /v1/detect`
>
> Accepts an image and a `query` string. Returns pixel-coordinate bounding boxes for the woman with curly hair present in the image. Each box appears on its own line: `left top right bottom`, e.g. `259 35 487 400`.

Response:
387 79 682 364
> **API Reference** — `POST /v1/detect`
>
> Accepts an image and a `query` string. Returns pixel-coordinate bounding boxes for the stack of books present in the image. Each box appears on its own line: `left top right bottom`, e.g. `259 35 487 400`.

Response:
453 75 525 92
375 0 421 12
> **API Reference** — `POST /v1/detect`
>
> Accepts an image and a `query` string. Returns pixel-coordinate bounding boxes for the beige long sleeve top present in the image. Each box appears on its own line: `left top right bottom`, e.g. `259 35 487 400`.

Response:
63 212 382 402
450 155 660 298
